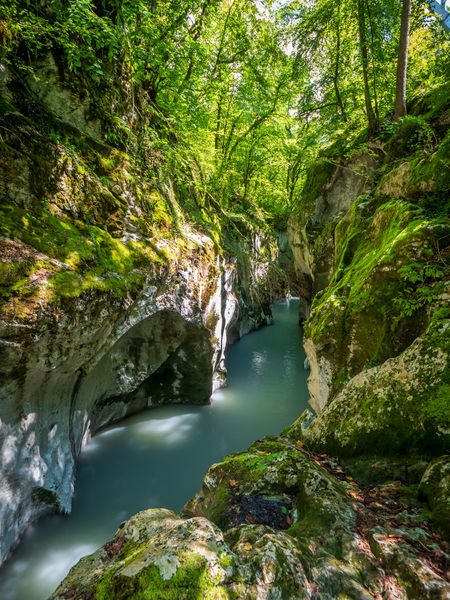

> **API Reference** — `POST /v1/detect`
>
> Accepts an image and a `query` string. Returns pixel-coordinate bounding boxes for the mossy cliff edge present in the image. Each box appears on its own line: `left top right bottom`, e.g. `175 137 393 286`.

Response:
53 91 449 598
0 51 287 564
288 87 450 459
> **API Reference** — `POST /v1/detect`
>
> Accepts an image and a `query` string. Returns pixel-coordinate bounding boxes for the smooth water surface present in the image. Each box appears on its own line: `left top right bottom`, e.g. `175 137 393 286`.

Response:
0 299 309 600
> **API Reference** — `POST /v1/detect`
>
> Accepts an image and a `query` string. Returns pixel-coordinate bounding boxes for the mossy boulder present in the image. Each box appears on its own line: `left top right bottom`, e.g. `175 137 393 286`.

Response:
384 115 434 161
305 310 450 456
419 455 450 536
378 130 450 202
51 508 312 600
51 509 237 599
183 437 355 548
304 193 448 410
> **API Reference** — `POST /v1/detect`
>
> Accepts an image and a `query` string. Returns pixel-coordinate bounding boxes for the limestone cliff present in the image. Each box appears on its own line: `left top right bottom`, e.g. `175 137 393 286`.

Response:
288 90 450 457
0 54 281 564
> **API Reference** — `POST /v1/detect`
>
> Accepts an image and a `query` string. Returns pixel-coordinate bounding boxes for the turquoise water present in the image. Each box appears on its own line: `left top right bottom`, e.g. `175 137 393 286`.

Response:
0 299 309 599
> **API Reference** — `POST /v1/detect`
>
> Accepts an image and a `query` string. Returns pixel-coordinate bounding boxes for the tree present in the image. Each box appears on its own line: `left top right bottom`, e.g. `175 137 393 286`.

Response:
356 0 378 134
395 0 412 119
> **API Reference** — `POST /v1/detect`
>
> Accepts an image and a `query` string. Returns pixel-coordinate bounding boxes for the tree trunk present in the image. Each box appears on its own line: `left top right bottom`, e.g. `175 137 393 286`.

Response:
394 0 411 120
364 0 380 122
357 0 377 135
333 12 347 122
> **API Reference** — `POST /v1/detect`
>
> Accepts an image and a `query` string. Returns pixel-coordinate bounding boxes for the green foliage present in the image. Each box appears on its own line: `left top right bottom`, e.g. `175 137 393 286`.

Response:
1 0 449 232
392 261 446 325
384 115 435 159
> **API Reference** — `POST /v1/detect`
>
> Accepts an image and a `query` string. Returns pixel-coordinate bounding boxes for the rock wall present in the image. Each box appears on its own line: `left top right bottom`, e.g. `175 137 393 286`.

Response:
0 237 274 564
287 105 450 454
0 55 276 564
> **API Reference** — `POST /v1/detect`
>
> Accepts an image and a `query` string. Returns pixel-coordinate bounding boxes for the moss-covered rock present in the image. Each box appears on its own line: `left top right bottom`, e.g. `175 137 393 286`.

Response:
51 508 312 600
287 151 379 320
183 437 355 547
378 130 450 202
304 194 448 411
305 309 450 455
51 509 237 599
53 436 450 598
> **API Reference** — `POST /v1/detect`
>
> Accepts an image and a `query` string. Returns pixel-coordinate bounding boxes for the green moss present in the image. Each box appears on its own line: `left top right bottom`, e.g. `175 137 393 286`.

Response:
0 203 163 301
209 486 231 529
342 455 431 486
407 131 450 195
427 383 450 424
294 158 336 226
305 195 448 391
410 81 450 122
306 310 449 456
418 456 450 536
384 116 434 161
95 552 229 600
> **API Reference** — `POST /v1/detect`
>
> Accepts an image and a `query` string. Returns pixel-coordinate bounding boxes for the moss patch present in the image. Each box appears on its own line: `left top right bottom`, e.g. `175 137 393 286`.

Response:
305 194 448 395
95 552 229 600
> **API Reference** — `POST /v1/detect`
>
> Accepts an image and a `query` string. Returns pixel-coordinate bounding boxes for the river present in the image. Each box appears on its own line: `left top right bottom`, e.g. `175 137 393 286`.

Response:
0 299 309 599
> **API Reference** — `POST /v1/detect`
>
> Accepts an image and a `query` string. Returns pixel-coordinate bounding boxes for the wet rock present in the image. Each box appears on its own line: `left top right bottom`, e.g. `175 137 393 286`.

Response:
227 492 295 530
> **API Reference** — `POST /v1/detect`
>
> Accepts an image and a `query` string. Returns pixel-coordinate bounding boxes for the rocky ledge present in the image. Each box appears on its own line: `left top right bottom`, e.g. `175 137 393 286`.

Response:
53 433 450 599
0 50 288 564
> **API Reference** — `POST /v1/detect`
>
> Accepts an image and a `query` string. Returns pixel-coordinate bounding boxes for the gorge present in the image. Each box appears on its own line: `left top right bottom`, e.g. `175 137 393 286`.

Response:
0 300 309 599
0 0 449 598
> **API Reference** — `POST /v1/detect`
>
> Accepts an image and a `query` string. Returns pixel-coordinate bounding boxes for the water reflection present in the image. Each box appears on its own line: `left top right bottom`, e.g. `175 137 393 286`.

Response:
251 350 267 374
35 544 98 582
0 300 309 600
98 426 126 437
133 412 200 446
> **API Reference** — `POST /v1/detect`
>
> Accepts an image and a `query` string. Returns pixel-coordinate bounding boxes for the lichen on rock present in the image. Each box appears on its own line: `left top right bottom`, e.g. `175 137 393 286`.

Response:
304 309 450 455
53 435 450 598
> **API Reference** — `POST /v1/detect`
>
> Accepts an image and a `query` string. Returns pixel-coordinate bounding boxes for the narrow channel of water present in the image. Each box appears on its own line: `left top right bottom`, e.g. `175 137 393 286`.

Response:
0 299 309 600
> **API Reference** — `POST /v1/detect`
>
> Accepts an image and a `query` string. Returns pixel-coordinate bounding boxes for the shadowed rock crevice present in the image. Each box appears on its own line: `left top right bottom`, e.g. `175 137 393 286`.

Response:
85 310 213 432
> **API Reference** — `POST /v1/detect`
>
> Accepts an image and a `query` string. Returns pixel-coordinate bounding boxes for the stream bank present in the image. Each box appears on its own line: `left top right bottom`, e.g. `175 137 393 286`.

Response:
0 300 309 600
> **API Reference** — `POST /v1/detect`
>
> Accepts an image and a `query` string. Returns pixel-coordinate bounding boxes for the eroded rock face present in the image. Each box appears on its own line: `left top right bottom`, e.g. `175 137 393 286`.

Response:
27 54 103 142
0 241 274 565
53 434 450 599
0 50 279 564
287 152 378 323
76 309 213 432
288 128 449 419
305 315 449 455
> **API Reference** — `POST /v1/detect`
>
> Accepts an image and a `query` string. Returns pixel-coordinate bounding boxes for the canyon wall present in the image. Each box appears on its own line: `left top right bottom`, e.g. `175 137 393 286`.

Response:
287 107 449 456
0 55 280 564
